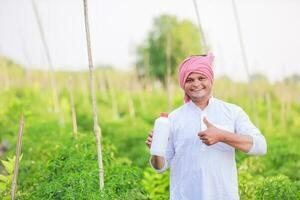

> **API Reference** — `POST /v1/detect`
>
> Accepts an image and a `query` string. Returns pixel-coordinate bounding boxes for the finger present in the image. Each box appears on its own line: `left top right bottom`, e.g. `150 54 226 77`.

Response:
203 117 213 128
200 135 206 140
198 131 206 137
201 139 209 145
146 137 152 143
198 133 207 139
149 131 153 137
205 140 212 145
145 141 151 148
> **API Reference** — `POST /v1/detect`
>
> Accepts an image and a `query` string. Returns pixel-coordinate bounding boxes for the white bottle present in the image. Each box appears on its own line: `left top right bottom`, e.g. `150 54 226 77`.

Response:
150 113 171 156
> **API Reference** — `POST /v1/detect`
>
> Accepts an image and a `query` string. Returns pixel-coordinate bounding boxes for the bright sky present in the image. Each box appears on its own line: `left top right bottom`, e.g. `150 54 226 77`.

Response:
0 0 300 81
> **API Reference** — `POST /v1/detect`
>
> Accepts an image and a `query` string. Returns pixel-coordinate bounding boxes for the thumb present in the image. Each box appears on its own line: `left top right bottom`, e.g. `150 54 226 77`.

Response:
203 117 213 127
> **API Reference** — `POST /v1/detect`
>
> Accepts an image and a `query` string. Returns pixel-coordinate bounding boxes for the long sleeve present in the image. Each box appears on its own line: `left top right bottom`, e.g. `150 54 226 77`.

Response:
234 107 267 155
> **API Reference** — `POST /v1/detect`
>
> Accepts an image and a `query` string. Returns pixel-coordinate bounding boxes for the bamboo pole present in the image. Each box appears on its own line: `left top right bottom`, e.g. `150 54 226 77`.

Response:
250 94 259 127
138 89 146 112
98 74 109 102
105 71 119 119
285 88 291 123
192 0 208 53
127 75 136 118
4 64 11 90
11 113 25 200
127 91 136 118
83 0 104 190
231 0 250 80
0 57 11 90
32 0 60 115
143 51 150 91
265 92 273 128
231 0 259 126
110 83 120 120
68 77 78 138
280 99 286 129
280 93 287 129
134 65 146 112
19 33 32 88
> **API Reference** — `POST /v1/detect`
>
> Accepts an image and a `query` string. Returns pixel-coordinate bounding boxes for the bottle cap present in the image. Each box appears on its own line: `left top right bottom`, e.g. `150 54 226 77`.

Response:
160 112 168 117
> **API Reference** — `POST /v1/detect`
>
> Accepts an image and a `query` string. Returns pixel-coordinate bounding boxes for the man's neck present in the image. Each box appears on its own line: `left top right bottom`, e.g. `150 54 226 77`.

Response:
192 96 211 110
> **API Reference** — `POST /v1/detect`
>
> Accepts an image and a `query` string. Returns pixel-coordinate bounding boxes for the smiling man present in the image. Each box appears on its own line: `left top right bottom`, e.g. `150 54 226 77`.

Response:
145 53 267 200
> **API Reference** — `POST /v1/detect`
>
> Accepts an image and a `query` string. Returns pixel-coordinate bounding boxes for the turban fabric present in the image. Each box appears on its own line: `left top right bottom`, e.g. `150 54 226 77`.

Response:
178 53 214 103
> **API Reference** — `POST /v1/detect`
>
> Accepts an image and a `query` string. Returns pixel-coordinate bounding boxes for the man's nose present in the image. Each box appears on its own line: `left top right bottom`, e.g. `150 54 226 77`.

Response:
192 80 201 86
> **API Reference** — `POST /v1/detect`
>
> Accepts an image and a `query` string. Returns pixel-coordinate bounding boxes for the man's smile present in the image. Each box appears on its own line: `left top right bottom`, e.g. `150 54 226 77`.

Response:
190 88 204 92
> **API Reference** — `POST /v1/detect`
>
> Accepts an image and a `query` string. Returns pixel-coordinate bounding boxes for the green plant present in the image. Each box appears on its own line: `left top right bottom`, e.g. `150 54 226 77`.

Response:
142 167 169 200
0 155 22 200
256 175 300 200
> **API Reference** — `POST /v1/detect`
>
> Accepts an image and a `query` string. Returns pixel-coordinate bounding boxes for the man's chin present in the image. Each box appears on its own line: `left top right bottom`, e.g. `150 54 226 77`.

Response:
190 95 207 102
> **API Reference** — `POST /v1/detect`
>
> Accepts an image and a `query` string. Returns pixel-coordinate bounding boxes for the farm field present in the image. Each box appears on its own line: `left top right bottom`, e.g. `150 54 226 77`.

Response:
0 58 300 199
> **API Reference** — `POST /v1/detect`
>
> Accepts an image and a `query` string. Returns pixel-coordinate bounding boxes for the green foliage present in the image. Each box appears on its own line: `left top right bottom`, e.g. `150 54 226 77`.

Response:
238 171 300 200
136 14 203 84
100 165 148 200
256 175 300 200
1 56 300 199
0 155 22 199
238 156 266 175
19 135 148 200
238 171 263 200
101 117 152 168
142 167 169 200
260 136 300 180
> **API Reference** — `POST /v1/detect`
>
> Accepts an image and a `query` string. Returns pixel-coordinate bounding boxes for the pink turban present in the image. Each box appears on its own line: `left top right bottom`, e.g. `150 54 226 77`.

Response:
178 53 214 103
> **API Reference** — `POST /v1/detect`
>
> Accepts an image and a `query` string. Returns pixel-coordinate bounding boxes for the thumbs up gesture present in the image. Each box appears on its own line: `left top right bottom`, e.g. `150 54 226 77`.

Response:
198 117 224 145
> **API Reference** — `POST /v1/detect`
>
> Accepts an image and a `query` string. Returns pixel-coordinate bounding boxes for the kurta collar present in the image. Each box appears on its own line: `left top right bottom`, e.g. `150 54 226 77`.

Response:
188 96 215 113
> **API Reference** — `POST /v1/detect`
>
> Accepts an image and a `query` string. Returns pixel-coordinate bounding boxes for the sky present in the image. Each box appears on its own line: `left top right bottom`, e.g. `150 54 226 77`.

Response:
0 0 300 82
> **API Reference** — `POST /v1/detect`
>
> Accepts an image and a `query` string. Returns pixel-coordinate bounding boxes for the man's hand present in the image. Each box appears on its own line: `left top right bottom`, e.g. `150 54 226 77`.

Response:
145 131 153 149
198 117 255 153
145 131 166 170
198 117 224 145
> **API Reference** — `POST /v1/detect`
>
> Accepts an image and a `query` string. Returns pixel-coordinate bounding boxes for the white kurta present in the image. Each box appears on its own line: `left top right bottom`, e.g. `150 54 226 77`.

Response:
150 97 267 200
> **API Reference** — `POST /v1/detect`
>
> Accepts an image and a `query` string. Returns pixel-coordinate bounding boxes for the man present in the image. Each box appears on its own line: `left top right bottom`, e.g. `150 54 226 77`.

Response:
145 53 267 200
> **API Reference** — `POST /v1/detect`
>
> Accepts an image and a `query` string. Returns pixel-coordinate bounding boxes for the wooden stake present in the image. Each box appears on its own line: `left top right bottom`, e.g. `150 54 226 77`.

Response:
83 0 104 190
192 0 208 53
231 0 250 80
32 0 60 114
143 51 150 91
265 92 273 127
280 97 286 129
127 82 136 118
105 71 119 120
68 77 78 138
98 74 109 102
11 113 24 200
3 60 11 90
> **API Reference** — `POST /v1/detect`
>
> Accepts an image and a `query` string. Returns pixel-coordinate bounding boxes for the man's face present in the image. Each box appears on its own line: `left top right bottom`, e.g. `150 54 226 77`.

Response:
184 72 212 102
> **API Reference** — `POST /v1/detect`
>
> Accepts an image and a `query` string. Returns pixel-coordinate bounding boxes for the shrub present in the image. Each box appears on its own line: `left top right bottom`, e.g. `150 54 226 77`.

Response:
256 175 300 200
